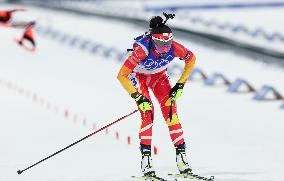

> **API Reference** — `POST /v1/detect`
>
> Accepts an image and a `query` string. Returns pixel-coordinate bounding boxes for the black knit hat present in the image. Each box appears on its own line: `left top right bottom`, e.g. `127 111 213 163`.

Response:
149 16 172 34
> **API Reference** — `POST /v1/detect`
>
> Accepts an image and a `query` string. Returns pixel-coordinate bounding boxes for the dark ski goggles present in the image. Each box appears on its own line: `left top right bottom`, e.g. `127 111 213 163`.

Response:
153 38 173 47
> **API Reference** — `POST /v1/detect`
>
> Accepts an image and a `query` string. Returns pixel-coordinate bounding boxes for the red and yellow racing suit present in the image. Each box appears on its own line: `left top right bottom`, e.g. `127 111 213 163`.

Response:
118 38 196 146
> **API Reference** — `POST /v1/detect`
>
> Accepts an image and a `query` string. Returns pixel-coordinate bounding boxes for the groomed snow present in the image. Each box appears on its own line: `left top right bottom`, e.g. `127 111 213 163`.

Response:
0 4 283 181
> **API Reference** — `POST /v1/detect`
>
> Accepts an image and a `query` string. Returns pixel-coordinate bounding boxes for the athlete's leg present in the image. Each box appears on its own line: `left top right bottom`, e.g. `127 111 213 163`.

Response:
151 72 192 173
131 73 155 175
151 72 185 146
134 73 155 146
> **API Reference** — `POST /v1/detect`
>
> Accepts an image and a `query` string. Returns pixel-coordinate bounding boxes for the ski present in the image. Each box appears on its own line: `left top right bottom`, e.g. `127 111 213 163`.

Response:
168 173 214 181
131 175 169 181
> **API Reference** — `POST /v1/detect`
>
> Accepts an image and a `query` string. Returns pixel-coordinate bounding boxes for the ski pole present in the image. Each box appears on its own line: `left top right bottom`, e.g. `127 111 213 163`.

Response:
169 100 174 122
17 109 139 175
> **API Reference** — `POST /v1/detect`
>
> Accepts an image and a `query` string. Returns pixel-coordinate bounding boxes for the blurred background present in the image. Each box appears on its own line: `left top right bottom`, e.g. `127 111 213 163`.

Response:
1 0 284 181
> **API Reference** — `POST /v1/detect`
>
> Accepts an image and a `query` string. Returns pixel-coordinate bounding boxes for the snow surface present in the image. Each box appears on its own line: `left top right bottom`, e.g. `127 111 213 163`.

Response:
0 4 284 181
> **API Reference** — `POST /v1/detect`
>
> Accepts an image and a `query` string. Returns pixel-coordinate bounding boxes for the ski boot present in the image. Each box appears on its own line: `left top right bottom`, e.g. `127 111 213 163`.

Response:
140 144 155 176
170 143 214 180
175 143 192 175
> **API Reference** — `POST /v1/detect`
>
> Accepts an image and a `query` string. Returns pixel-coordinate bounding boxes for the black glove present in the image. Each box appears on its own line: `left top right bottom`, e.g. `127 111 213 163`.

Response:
169 83 184 101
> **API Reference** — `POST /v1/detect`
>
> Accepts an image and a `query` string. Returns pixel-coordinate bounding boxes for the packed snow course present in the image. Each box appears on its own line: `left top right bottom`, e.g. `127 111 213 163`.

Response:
0 4 284 181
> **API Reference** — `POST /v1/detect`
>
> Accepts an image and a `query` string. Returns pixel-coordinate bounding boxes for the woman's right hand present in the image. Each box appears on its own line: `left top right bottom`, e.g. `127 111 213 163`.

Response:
131 92 152 112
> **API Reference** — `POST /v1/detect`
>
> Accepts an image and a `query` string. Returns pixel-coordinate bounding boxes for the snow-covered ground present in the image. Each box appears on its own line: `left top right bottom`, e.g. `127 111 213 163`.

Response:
0 4 284 181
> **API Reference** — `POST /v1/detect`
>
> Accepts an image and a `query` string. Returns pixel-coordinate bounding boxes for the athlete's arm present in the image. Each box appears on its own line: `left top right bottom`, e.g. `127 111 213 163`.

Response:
117 45 147 95
172 41 196 84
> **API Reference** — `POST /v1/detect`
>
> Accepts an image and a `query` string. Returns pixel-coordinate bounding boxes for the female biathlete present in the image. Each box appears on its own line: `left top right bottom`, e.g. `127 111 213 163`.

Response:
117 14 196 177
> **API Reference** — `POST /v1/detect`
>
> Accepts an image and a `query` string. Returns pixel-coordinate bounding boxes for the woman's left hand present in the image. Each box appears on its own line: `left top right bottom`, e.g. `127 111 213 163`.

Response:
169 83 184 102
